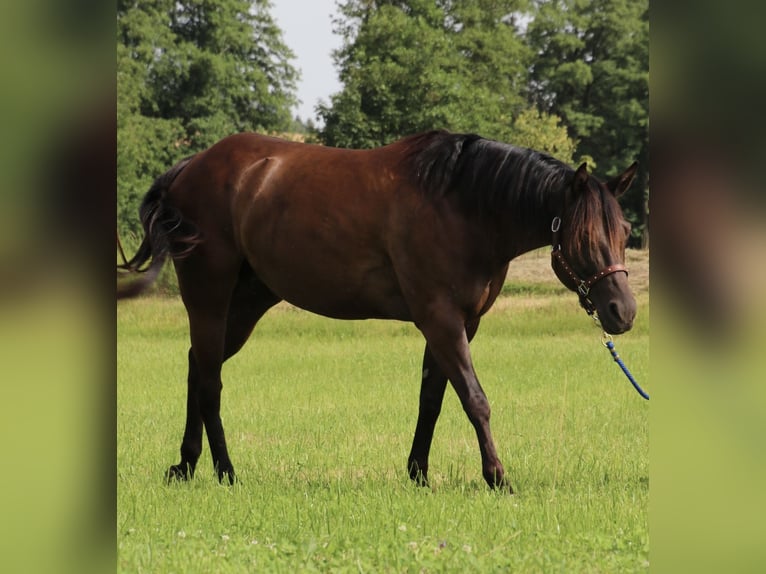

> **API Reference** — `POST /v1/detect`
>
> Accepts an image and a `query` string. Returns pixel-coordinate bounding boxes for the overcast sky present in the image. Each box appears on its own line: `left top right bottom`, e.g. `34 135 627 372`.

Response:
270 0 343 124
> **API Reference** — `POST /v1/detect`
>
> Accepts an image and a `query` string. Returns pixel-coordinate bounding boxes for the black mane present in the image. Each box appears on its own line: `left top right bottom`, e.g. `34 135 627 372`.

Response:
402 130 574 219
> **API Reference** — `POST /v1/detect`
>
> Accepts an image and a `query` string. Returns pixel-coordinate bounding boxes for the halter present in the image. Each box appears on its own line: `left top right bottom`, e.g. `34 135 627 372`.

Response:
550 216 648 400
549 216 628 316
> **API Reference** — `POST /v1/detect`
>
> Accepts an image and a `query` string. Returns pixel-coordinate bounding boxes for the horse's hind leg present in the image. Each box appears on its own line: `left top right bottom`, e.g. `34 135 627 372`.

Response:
407 319 480 487
167 261 280 484
166 348 205 481
166 247 241 484
221 265 281 363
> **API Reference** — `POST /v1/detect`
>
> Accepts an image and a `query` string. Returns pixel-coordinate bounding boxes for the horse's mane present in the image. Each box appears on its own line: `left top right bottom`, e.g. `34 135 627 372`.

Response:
401 130 573 219
401 130 626 260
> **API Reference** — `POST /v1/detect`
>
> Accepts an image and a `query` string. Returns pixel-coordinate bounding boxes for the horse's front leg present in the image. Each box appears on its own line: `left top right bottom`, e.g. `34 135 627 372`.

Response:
418 313 512 492
407 319 480 487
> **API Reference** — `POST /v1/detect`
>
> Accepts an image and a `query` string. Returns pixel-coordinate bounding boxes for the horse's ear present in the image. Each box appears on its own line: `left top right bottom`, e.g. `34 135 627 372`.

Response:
607 162 638 197
572 162 590 195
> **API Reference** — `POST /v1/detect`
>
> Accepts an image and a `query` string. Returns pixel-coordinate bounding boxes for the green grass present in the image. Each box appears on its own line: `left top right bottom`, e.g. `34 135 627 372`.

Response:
118 292 649 573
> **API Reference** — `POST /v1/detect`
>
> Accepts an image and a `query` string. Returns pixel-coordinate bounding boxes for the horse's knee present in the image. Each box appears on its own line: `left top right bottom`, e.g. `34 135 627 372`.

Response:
464 393 491 426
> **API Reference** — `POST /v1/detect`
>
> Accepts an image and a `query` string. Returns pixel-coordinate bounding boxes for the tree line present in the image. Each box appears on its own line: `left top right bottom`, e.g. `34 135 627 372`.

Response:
118 0 648 246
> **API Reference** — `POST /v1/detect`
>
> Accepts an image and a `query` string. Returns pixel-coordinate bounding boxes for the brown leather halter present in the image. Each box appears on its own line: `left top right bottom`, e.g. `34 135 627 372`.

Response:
549 216 628 316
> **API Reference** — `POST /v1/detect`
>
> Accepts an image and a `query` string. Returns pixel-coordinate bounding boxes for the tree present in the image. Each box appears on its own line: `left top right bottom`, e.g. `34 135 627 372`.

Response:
526 0 649 245
318 0 577 159
117 0 298 235
511 108 579 164
319 1 649 245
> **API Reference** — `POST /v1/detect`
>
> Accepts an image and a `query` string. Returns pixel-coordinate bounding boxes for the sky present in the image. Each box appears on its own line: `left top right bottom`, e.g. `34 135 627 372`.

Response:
270 0 343 124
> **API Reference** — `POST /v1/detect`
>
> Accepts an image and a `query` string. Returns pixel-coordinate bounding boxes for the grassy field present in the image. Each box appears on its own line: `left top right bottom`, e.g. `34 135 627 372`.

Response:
117 251 649 573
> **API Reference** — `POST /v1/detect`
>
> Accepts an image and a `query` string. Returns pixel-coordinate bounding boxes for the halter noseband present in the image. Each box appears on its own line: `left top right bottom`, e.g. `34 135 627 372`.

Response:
550 216 628 316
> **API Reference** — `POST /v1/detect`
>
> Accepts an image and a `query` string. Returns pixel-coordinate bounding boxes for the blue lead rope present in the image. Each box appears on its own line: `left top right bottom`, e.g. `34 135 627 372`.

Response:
603 337 649 400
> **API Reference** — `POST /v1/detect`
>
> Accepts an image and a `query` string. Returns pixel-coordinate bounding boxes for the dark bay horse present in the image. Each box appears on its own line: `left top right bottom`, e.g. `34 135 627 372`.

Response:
120 130 637 492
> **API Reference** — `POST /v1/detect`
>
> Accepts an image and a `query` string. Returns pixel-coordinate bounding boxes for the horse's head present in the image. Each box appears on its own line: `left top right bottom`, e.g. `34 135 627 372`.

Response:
551 162 638 334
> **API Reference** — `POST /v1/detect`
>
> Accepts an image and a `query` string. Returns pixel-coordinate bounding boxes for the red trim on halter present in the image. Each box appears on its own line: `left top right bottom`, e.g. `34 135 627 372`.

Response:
549 217 628 315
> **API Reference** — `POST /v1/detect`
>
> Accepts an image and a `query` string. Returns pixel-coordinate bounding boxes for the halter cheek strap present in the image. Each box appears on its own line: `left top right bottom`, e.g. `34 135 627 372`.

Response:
550 216 628 315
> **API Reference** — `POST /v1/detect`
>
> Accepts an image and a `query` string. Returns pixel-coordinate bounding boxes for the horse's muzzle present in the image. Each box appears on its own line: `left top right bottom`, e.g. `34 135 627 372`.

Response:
602 297 637 334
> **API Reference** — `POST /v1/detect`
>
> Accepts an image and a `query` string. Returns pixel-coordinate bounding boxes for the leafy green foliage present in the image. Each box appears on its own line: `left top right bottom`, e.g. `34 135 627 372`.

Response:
318 1 554 152
510 108 580 164
117 0 298 235
526 0 649 245
117 0 649 245
317 0 648 244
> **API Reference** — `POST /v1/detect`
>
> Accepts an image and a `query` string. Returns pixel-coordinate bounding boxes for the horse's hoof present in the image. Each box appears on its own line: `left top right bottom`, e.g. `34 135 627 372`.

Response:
410 473 429 488
407 460 430 486
489 478 514 494
166 464 192 483
484 470 514 494
217 468 236 485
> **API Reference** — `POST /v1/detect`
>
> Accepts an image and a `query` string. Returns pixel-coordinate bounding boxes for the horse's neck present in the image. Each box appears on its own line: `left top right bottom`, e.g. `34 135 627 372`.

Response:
501 228 551 262
497 190 561 262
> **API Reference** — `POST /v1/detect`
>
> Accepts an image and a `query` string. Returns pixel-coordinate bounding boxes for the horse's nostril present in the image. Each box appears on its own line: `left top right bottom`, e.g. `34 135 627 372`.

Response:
608 300 636 330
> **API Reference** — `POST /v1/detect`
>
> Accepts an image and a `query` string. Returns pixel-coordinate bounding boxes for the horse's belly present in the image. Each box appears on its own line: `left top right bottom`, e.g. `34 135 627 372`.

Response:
248 254 412 321
235 171 412 320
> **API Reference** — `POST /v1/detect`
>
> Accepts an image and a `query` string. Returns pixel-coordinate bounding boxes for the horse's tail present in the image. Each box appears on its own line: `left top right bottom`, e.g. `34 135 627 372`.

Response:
117 155 201 299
